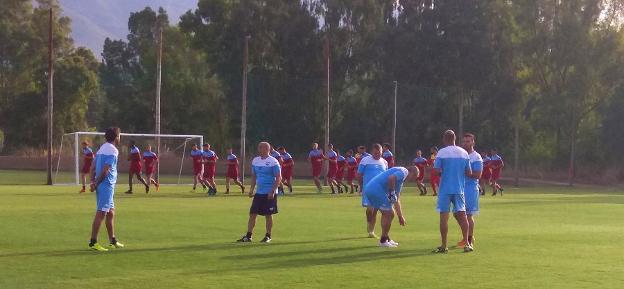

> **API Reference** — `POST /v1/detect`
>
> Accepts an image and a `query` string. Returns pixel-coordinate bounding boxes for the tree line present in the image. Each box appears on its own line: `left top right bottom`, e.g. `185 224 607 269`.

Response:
2 0 624 182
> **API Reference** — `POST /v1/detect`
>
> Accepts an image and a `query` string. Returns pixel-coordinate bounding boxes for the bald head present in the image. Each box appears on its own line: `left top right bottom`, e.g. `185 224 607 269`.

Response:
258 142 271 157
443 130 456 146
370 143 382 159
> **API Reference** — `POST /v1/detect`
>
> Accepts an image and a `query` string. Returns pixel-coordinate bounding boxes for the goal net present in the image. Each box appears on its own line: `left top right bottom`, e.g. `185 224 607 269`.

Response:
54 132 203 185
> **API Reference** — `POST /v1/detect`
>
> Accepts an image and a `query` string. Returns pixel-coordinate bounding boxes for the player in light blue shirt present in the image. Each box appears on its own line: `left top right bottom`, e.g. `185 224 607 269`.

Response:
237 142 282 243
363 167 411 247
460 133 483 249
432 130 473 253
88 127 124 252
357 143 388 238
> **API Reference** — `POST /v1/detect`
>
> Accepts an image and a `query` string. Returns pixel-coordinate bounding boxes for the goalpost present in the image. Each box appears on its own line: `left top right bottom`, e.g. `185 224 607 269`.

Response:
54 132 203 185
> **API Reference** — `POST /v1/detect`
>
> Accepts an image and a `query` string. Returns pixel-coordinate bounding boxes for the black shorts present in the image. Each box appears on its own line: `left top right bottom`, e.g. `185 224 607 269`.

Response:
249 194 278 216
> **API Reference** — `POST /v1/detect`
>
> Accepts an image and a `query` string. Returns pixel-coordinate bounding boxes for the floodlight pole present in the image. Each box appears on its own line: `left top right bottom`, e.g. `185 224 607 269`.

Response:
392 81 397 156
155 27 163 180
241 35 250 183
46 8 54 185
325 36 330 161
458 88 464 139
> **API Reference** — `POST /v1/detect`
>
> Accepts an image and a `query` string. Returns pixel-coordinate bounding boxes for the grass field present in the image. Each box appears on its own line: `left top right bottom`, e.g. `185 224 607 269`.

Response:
1 171 624 289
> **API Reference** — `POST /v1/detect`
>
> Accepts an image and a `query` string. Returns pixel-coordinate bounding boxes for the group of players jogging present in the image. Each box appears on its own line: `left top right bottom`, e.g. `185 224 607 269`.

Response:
81 138 504 198
85 127 503 253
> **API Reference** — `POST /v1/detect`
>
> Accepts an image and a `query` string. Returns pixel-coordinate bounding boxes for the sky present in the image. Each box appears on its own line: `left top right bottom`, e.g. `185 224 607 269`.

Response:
59 0 198 58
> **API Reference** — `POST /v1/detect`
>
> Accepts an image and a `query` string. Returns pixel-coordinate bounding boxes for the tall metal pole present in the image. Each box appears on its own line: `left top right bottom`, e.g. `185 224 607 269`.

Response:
155 27 163 180
392 81 397 155
325 37 330 155
47 8 54 185
241 35 250 183
458 89 464 139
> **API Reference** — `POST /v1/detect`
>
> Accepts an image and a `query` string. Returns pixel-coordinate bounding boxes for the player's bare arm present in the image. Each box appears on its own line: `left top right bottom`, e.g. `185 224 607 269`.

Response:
268 173 281 200
249 172 257 198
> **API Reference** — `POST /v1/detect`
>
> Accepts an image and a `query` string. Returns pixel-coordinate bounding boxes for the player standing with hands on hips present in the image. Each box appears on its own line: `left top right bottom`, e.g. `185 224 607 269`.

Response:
237 142 282 243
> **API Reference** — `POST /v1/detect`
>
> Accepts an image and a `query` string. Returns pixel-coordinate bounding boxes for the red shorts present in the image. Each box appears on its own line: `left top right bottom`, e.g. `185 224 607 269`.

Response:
81 161 92 174
130 162 142 174
490 170 501 181
312 165 322 177
144 166 155 175
326 166 337 178
347 170 356 182
226 167 239 179
335 169 345 181
430 175 440 185
193 165 203 175
203 166 216 179
282 167 293 179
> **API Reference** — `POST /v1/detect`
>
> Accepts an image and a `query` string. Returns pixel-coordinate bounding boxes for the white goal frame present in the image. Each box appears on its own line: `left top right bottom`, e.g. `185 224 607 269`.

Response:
55 132 203 185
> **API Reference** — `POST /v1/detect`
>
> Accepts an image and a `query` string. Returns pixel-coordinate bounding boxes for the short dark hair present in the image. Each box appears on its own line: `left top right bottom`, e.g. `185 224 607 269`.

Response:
277 146 285 151
104 127 120 142
463 133 475 140
383 143 391 149
358 145 366 150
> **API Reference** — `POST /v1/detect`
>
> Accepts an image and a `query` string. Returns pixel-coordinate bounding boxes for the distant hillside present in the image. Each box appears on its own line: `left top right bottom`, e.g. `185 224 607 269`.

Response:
59 0 198 58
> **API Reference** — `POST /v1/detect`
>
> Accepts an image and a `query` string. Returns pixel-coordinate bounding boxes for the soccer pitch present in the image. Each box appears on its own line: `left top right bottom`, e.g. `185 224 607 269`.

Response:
1 181 623 288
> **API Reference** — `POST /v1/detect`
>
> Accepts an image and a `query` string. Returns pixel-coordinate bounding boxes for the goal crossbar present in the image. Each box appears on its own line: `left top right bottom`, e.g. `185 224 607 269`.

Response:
56 132 204 185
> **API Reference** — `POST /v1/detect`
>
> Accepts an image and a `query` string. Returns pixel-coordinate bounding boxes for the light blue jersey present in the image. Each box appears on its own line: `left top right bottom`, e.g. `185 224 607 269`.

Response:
357 156 388 189
434 145 470 213
465 151 483 215
252 156 281 195
357 156 388 207
364 167 409 211
433 145 470 195
94 142 118 212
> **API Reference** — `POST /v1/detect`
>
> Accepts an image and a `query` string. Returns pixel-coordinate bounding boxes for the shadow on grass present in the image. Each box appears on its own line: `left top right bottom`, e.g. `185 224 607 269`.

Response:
0 236 369 259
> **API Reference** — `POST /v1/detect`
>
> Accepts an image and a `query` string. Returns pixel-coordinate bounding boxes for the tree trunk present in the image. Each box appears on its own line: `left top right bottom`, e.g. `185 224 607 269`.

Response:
568 125 577 187
514 119 520 187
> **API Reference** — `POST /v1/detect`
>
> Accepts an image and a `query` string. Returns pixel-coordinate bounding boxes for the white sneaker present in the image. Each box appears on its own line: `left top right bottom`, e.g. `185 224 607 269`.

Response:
368 232 378 239
379 241 397 248
388 240 399 246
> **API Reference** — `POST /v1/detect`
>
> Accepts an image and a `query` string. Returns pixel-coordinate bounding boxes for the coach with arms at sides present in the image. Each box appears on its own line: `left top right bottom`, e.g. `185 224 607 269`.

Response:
237 142 282 243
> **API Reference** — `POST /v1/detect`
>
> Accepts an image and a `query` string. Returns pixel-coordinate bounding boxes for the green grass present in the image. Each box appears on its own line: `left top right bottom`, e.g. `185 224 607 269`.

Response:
1 181 623 289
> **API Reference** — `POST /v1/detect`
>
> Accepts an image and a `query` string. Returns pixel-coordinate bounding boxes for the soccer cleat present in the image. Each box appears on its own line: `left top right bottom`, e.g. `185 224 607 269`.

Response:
260 236 272 243
432 247 448 254
89 243 109 252
109 241 125 249
236 236 252 242
124 190 133 194
368 232 378 239
388 240 399 246
463 244 474 253
379 241 397 248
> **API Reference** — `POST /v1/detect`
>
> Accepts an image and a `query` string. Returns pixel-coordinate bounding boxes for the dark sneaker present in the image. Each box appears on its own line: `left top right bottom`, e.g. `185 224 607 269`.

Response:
236 236 252 242
432 246 449 254
260 236 272 243
124 190 133 194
